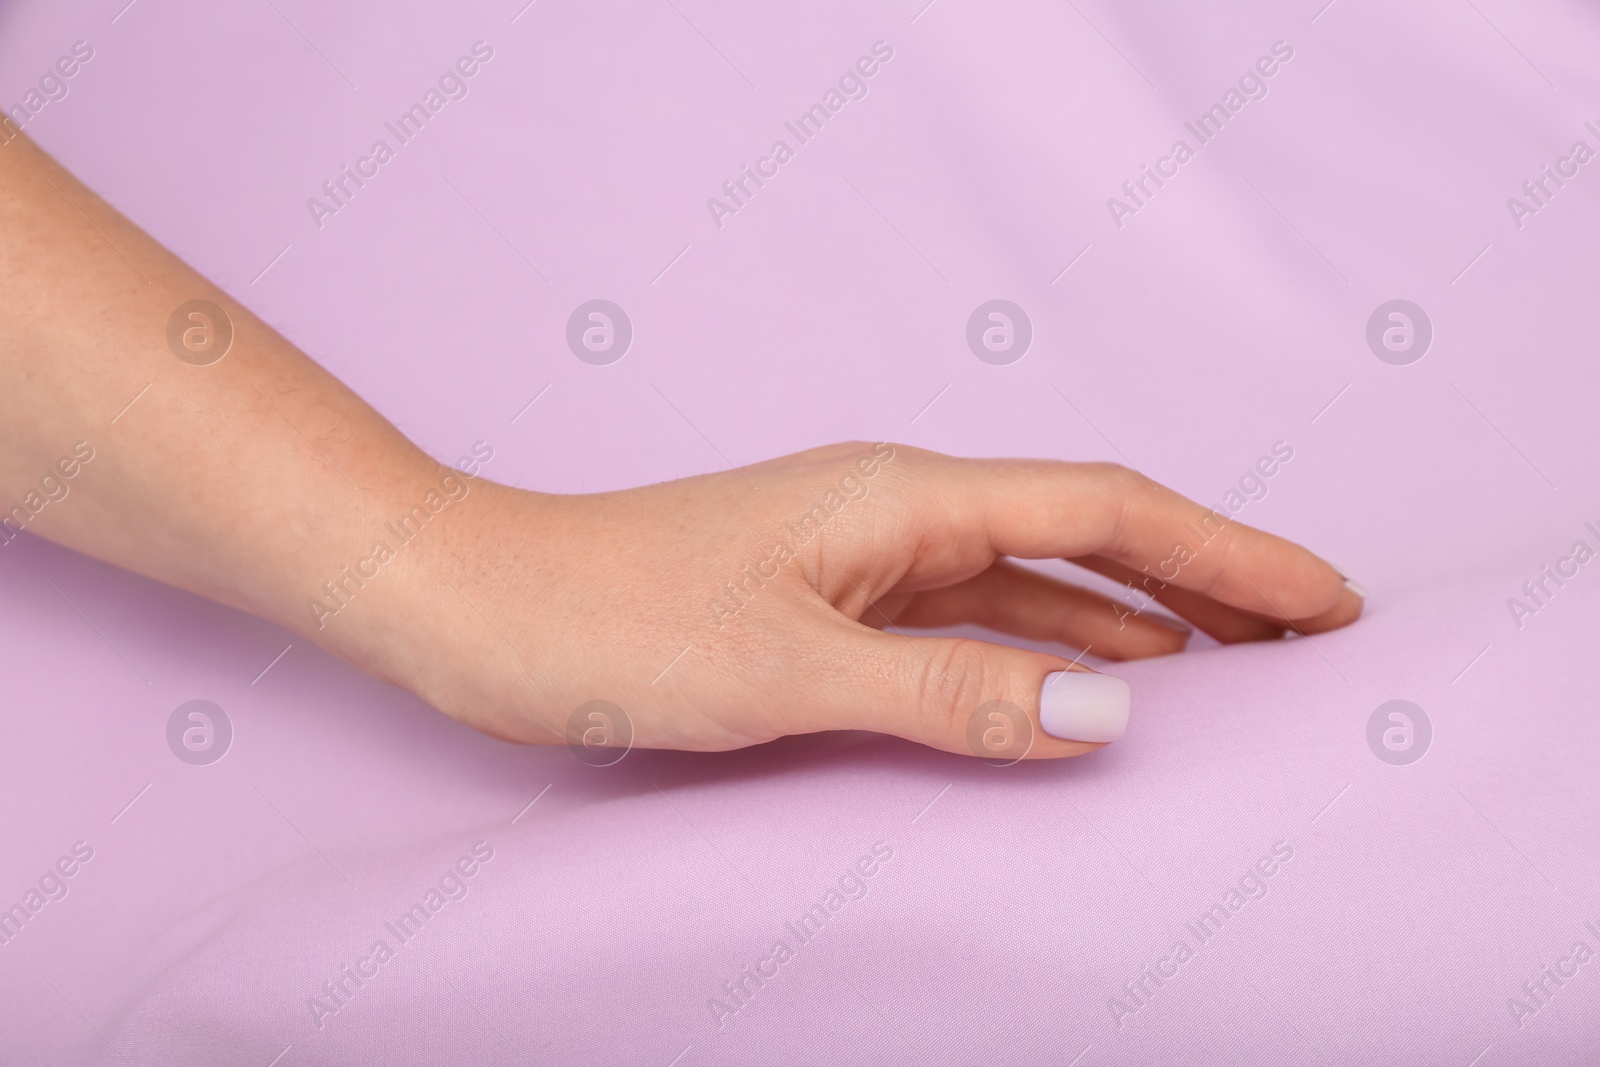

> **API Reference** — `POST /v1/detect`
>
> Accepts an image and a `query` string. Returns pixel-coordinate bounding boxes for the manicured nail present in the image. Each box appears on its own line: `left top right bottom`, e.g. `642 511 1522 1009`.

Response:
1039 671 1130 743
1325 558 1364 597
1147 613 1193 636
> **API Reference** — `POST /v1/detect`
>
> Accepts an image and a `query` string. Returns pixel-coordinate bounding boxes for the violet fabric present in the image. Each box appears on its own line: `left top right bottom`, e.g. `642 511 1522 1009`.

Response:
2 0 1599 1063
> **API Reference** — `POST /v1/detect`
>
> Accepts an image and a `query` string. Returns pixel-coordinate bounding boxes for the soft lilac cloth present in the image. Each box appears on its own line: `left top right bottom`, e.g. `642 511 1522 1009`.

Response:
2 0 1599 1063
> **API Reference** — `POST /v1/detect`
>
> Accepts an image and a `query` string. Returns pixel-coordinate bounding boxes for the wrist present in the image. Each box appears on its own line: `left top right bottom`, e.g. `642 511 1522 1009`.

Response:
311 469 559 730
283 456 505 682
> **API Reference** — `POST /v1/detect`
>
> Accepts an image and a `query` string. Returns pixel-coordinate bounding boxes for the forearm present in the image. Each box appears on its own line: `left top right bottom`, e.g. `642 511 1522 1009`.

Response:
0 134 470 682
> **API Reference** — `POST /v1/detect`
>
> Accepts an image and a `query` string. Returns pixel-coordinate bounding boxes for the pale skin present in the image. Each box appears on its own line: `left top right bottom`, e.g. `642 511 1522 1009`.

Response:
0 133 1362 759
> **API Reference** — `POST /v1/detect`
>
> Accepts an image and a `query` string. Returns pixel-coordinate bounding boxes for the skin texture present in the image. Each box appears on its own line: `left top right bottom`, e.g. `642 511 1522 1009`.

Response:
0 132 1362 759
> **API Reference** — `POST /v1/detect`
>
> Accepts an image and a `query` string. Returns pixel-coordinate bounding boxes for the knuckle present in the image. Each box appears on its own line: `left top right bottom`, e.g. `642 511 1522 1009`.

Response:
823 439 874 459
915 638 997 730
1103 462 1151 495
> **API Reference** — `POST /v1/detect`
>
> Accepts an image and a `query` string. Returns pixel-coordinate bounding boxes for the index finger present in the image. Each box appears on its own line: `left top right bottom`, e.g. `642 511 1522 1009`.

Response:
911 455 1361 626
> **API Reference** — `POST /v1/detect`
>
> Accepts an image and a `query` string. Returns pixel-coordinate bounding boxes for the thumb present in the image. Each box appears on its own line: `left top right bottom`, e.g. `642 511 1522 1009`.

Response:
811 625 1131 759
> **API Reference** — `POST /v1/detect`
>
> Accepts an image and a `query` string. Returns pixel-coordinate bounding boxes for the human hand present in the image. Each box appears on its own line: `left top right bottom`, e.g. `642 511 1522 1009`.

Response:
392 442 1362 759
0 138 1358 760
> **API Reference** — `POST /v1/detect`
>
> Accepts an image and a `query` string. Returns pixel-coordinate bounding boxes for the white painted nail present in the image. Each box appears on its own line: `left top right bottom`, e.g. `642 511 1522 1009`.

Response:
1039 671 1130 743
1325 558 1364 596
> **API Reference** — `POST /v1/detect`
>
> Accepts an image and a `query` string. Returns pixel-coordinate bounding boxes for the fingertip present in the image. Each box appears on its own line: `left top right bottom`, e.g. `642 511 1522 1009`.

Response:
1252 551 1358 628
1295 582 1365 634
1139 612 1193 656
1318 559 1366 608
1148 612 1195 637
1342 580 1366 613
1088 610 1193 661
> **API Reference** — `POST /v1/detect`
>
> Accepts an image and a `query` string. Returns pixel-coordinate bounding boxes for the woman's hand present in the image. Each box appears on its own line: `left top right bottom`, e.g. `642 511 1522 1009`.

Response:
0 135 1359 760
385 442 1362 759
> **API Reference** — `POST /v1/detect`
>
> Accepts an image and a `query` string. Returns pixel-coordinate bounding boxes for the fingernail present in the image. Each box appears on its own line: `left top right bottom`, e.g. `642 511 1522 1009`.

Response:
1324 557 1366 600
1147 613 1193 636
1039 671 1130 743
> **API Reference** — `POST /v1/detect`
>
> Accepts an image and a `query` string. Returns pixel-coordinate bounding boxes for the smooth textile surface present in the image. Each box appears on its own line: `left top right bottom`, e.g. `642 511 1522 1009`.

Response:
3 1 1599 1063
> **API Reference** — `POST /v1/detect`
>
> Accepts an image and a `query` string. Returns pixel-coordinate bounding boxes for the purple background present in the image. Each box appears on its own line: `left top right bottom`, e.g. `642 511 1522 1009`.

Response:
3 0 1600 1063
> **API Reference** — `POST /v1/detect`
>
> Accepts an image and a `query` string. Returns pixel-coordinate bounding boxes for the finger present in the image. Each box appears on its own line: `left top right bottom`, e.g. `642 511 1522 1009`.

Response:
800 620 1131 759
874 559 1192 661
1069 555 1287 644
899 454 1362 626
1072 553 1362 639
